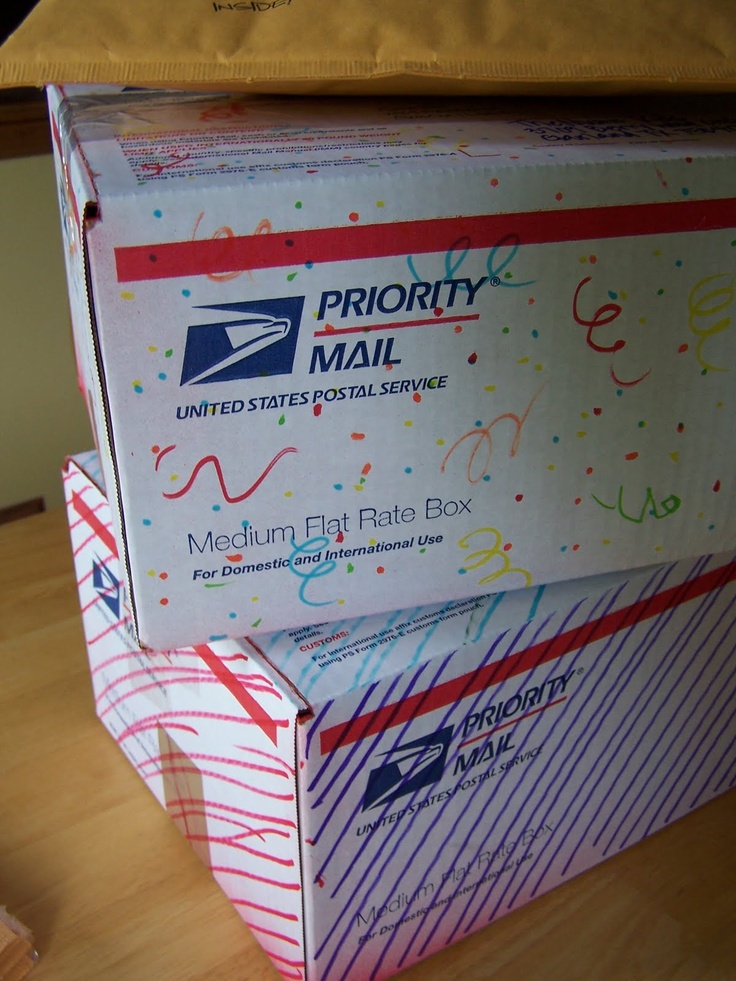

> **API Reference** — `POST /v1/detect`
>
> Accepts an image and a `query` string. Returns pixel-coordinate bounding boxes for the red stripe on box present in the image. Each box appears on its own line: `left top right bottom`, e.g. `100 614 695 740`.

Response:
193 644 286 748
115 198 736 284
71 489 118 556
319 560 736 755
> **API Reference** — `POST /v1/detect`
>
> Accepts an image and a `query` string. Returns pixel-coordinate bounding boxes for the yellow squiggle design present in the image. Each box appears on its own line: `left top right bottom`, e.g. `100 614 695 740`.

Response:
688 273 733 372
458 527 532 588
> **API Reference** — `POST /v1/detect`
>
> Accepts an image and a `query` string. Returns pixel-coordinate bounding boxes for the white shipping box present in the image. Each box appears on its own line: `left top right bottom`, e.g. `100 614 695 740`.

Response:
50 86 736 649
65 453 736 981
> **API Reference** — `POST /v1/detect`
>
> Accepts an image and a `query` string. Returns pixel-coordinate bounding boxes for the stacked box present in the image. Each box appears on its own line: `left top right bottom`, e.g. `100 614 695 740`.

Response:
49 86 736 650
64 453 736 981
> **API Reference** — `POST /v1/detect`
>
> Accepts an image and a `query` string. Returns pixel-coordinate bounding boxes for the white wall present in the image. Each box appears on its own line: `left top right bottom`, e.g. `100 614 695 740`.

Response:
0 153 93 511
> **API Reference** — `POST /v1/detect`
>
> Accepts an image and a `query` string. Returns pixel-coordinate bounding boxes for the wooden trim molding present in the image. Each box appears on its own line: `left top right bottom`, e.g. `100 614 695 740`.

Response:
0 86 51 159
0 496 45 524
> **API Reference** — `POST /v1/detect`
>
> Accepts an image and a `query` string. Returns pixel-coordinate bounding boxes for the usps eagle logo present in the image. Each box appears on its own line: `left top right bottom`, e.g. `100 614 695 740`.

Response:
362 727 454 812
92 555 122 620
180 296 305 385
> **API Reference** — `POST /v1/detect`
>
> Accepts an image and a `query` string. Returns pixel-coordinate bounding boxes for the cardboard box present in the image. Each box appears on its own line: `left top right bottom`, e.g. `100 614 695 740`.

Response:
65 453 736 981
51 86 736 649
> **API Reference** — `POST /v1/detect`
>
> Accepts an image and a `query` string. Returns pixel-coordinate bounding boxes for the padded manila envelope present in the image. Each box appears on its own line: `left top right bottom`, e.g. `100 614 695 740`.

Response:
1 0 736 95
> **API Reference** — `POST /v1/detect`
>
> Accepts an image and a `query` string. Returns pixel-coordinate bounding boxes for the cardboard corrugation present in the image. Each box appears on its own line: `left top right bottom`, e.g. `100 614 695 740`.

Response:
1 0 736 94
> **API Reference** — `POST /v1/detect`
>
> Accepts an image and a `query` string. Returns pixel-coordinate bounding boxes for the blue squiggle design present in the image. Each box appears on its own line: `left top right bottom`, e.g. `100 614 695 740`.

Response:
288 535 336 607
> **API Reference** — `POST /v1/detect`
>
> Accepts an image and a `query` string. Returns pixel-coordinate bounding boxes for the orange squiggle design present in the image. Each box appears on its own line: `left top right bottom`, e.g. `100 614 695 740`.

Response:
192 211 240 282
440 387 543 483
163 447 297 503
192 213 273 283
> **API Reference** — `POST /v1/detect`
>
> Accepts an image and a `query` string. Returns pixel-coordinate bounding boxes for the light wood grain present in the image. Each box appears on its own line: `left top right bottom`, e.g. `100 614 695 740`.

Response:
1 509 734 980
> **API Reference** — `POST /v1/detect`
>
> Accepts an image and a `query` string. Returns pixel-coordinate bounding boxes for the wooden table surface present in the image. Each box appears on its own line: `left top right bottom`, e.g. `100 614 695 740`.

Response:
1 508 735 980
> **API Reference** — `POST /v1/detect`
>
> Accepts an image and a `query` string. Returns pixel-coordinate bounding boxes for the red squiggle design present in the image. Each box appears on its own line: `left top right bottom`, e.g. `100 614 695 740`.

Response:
145 758 294 801
118 709 289 742
573 275 651 389
230 896 300 922
140 152 191 177
165 804 290 844
609 363 653 387
154 444 176 471
186 829 294 866
154 750 291 780
260 956 304 981
162 447 297 502
167 755 289 784
212 864 302 890
248 923 302 947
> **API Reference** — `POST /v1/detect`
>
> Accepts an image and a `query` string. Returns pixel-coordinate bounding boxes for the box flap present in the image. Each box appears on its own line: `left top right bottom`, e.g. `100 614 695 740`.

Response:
1 0 736 95
63 450 106 492
248 566 655 706
45 87 736 202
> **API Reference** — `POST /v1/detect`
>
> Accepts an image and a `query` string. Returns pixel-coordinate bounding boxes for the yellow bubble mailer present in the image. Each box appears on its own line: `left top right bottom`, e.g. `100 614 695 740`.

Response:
1 0 735 95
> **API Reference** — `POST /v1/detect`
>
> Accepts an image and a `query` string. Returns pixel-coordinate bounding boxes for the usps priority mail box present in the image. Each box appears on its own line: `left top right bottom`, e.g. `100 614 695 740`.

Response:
50 86 736 649
65 453 736 981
